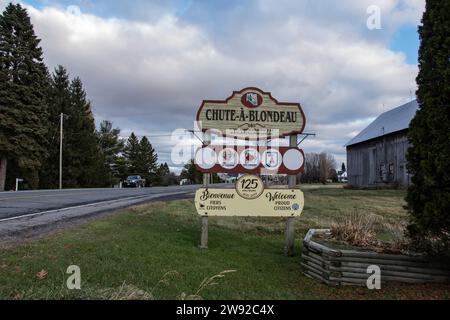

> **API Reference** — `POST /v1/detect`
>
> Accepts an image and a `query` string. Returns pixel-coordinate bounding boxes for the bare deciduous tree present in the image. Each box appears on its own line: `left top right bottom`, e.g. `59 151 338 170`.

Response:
298 152 336 184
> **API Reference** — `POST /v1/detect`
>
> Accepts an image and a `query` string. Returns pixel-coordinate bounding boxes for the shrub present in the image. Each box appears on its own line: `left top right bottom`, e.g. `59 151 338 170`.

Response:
405 0 450 255
331 213 380 247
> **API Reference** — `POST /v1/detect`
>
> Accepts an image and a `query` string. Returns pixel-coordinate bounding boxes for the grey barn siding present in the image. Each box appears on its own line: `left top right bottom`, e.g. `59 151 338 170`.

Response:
345 100 418 188
347 130 412 187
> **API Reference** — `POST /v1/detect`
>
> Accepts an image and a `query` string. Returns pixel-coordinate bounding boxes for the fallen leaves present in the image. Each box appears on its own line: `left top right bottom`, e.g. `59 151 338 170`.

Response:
35 269 48 280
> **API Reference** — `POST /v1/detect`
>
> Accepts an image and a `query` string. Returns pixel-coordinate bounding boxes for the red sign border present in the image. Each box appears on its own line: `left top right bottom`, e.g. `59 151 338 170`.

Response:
195 146 305 175
195 87 307 139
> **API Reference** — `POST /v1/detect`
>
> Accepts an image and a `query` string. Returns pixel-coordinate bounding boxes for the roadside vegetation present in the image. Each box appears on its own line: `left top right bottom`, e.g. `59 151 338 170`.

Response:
0 4 174 191
1 188 448 300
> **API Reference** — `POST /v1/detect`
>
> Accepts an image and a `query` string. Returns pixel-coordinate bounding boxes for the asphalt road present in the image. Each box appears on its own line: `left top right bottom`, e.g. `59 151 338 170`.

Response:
0 185 204 221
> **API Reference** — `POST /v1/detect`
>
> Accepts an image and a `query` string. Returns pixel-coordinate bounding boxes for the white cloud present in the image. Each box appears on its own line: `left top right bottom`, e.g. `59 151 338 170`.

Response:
16 1 424 170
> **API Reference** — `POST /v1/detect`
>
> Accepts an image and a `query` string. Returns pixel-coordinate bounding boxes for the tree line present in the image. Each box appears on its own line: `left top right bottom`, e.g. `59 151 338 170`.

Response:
104 130 177 187
0 3 174 190
297 152 339 184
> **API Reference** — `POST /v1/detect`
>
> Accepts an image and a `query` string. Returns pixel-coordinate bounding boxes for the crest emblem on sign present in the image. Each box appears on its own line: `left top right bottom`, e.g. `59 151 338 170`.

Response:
246 93 258 106
265 151 279 167
219 148 238 169
240 148 260 170
240 91 263 108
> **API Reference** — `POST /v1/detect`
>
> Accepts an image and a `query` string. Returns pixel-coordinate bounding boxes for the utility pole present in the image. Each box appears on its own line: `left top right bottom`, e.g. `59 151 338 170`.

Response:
59 113 63 190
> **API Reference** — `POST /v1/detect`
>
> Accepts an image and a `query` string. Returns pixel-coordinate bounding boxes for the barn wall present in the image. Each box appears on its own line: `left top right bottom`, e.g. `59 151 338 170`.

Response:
347 130 411 187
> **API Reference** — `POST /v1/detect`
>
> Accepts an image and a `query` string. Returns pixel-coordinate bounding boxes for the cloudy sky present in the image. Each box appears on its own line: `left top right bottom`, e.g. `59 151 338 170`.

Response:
1 0 424 172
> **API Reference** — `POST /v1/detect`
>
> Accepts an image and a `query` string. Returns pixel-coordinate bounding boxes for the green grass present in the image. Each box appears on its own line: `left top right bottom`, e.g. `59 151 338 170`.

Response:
0 188 449 300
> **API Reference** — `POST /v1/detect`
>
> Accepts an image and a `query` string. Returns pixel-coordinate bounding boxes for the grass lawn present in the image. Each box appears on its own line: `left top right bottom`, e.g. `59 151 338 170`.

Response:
1 187 449 300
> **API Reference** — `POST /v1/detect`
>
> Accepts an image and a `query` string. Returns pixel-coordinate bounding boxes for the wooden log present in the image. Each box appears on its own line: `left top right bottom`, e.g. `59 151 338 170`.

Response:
301 254 329 269
301 259 329 276
304 239 341 257
303 270 340 287
340 249 431 262
336 261 450 276
338 270 450 282
331 275 437 285
328 255 448 268
303 250 332 264
303 228 331 242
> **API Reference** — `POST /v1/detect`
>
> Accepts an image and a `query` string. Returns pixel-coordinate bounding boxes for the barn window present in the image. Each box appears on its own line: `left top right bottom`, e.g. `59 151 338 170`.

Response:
389 164 394 175
380 164 385 179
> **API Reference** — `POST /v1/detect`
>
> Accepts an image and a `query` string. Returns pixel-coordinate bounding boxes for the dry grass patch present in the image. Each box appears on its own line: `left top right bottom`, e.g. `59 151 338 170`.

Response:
330 212 381 247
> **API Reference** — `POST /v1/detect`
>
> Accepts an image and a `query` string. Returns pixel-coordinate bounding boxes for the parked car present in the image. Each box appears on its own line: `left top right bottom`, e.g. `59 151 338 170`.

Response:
123 175 146 188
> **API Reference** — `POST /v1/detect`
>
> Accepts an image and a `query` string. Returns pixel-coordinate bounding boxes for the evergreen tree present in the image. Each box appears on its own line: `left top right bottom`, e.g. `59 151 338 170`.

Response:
97 120 124 186
136 136 158 186
162 163 170 175
341 163 346 173
40 67 106 188
154 162 171 186
180 159 203 184
0 3 49 190
69 77 106 187
123 133 140 175
406 0 450 252
39 66 72 188
115 156 129 182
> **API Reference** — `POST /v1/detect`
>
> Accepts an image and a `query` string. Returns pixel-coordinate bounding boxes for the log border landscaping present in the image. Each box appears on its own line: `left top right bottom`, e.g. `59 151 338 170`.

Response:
302 229 450 286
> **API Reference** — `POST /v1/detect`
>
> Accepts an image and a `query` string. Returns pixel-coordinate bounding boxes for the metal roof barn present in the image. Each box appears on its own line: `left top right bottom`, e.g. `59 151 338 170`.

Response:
346 100 419 147
346 100 419 187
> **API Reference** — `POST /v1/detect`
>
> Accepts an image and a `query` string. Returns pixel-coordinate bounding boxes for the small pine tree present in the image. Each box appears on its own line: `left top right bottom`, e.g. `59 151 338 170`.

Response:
123 133 140 175
115 156 129 182
97 120 124 186
341 163 346 173
163 163 170 175
180 159 203 184
154 162 171 186
137 136 158 186
406 0 450 253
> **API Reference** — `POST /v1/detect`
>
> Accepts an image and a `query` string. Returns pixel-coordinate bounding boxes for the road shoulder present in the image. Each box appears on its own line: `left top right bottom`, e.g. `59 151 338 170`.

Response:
0 192 194 248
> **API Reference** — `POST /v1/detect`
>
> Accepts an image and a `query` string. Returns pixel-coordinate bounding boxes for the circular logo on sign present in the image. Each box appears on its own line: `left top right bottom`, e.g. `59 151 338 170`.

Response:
195 147 217 170
262 149 282 171
235 175 265 200
283 149 304 171
241 92 263 108
239 148 260 170
218 148 238 170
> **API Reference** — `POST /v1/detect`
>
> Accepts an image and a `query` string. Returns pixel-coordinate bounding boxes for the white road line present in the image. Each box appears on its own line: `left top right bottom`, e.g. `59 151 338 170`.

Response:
0 191 189 223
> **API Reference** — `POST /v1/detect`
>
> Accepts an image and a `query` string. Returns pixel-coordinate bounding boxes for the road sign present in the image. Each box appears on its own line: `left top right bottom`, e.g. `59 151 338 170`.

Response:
194 87 307 254
196 87 306 139
195 146 305 174
195 186 304 217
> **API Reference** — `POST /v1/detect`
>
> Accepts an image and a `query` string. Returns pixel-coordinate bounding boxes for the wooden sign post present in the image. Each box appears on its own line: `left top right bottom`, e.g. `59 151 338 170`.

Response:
194 87 307 255
200 131 211 249
285 134 298 256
